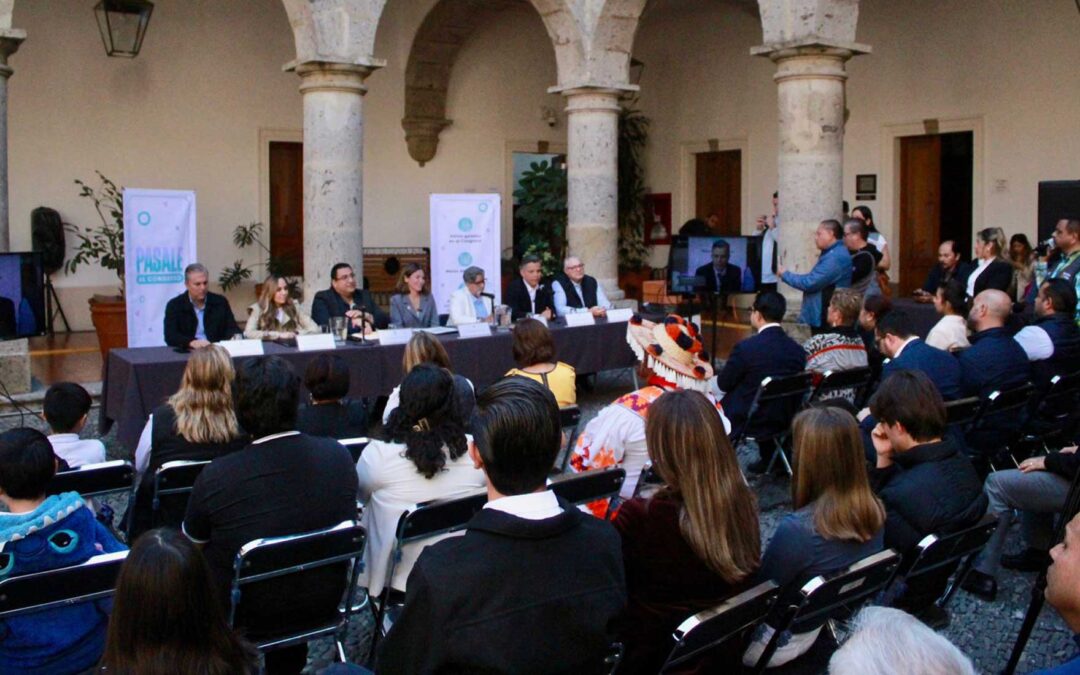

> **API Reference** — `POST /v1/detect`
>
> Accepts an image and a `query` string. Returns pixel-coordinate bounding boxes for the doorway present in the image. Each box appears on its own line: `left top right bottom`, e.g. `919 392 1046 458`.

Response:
898 131 973 296
269 141 304 277
695 150 741 235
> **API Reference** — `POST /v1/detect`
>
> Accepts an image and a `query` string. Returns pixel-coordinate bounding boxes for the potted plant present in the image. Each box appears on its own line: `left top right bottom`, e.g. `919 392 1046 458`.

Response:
65 172 127 358
617 104 651 301
218 221 301 299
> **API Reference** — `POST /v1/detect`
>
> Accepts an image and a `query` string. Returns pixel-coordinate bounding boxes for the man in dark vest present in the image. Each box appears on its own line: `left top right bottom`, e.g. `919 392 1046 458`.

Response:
1045 218 1080 325
1013 278 1080 391
552 256 612 318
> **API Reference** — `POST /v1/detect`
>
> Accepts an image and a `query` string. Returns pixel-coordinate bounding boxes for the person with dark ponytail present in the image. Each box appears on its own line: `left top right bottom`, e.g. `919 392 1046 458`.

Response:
356 364 486 599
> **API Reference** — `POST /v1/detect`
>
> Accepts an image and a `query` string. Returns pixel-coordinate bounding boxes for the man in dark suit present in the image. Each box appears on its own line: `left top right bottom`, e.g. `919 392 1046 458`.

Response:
505 254 555 321
163 263 240 349
310 262 390 333
876 310 962 401
914 240 970 302
378 376 626 674
0 295 15 337
716 291 806 472
695 240 743 296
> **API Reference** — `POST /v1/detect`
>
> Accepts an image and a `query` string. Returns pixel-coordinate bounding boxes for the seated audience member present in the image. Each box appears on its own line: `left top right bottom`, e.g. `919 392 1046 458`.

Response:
867 371 987 623
389 262 438 328
356 364 486 599
0 428 126 674
914 240 969 302
99 528 258 674
959 289 1031 397
962 444 1080 602
717 291 806 472
859 293 892 380
182 356 358 674
448 266 494 326
244 274 318 339
777 219 853 330
1014 279 1080 390
828 607 975 675
310 262 390 334
843 218 882 297
925 279 970 352
1044 218 1080 324
43 381 105 468
378 377 627 674
295 353 369 449
382 331 475 424
966 227 1014 298
695 239 753 295
571 314 729 500
1010 233 1036 303
614 390 760 674
505 254 555 321
129 346 247 539
504 318 576 407
1032 512 1080 674
164 262 240 349
744 407 884 669
553 256 612 318
802 288 869 405
875 309 962 400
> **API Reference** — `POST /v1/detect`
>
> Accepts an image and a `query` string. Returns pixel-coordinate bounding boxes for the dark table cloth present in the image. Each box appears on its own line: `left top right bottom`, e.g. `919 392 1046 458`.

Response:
101 319 636 451
891 297 939 339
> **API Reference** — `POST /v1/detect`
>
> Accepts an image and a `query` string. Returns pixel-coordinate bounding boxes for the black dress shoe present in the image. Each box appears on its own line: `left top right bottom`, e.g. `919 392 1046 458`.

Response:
1002 548 1051 572
961 569 997 602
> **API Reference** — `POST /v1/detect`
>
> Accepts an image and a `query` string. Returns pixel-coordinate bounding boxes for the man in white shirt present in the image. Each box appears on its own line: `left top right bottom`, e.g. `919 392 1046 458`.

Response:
757 191 780 290
43 382 106 468
552 256 612 317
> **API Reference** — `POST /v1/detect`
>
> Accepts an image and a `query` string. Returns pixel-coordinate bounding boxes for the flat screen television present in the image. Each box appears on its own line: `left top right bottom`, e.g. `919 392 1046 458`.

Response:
0 252 46 340
667 235 763 295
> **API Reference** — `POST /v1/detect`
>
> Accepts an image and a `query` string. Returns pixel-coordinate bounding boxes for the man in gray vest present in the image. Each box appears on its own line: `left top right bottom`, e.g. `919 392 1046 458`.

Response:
843 219 882 298
552 256 612 318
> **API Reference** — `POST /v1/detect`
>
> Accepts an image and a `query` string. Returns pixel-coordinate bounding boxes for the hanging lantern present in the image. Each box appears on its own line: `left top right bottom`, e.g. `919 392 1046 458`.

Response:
94 0 154 58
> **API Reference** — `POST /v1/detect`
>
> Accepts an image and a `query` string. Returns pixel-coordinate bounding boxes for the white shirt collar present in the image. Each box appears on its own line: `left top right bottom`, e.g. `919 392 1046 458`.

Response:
251 430 301 445
47 433 80 443
893 336 919 359
483 490 562 521
758 322 782 333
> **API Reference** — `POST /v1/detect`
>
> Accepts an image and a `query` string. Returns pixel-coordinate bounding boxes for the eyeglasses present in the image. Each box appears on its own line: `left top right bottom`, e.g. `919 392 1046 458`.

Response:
469 278 486 285
335 272 356 281
566 264 584 270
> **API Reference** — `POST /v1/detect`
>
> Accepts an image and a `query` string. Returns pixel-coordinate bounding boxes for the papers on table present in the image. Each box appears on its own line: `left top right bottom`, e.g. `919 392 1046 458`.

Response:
606 308 634 323
565 312 596 328
457 322 492 339
217 339 265 357
417 326 458 335
296 334 337 352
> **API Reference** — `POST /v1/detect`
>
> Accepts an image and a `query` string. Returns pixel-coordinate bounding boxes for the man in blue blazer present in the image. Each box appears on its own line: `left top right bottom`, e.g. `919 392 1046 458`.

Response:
778 219 852 330
876 310 962 401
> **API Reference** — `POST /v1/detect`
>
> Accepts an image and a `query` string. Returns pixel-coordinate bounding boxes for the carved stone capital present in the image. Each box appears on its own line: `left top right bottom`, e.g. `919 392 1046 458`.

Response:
401 117 452 167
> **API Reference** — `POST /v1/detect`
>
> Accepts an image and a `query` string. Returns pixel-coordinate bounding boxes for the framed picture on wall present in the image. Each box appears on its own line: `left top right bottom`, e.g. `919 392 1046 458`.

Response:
856 174 877 200
644 193 672 245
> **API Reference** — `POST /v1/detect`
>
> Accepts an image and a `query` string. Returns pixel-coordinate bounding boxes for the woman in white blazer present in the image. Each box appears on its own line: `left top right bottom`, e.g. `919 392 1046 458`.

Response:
447 265 494 326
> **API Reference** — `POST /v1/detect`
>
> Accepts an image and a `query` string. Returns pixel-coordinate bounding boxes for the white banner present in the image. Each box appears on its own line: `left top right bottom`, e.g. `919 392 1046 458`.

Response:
430 194 501 314
123 189 197 348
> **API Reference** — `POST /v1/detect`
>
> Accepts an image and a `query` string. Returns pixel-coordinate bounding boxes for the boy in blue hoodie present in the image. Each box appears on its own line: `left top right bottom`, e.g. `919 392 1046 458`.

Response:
0 427 126 674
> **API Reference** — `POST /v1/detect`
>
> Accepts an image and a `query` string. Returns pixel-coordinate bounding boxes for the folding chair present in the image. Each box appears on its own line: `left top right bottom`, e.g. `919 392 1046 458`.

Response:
660 581 780 673
229 520 366 663
883 513 998 610
48 460 135 499
752 549 902 674
339 437 371 463
944 396 982 433
548 467 625 517
632 462 663 499
0 550 128 619
733 372 814 476
556 406 582 473
1021 372 1080 453
967 382 1035 470
808 367 874 409
126 459 210 540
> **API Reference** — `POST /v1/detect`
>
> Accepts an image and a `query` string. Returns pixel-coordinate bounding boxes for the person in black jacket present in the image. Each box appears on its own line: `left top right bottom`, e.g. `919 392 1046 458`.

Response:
914 240 970 301
309 263 390 333
867 370 987 625
163 264 240 349
694 240 745 296
504 254 555 321
377 376 626 674
295 353 368 456
962 228 1014 299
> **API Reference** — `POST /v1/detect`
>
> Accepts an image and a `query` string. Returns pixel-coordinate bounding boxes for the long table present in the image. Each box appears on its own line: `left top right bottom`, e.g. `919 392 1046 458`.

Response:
891 297 940 339
101 319 637 451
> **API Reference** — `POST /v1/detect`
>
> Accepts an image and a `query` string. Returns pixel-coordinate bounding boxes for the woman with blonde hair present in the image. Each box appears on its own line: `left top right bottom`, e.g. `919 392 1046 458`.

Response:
382 331 475 424
244 274 319 339
966 227 1014 298
613 389 760 674
129 345 248 539
389 262 438 328
744 406 885 669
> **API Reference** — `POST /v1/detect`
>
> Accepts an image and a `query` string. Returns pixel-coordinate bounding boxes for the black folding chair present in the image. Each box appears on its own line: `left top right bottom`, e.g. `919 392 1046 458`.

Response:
48 460 135 500
660 581 780 673
808 367 874 409
632 462 663 499
556 405 582 473
1022 372 1080 452
0 550 128 619
733 372 814 476
883 513 998 609
339 437 371 463
752 549 902 674
967 382 1035 470
126 459 210 539
944 396 982 433
229 520 366 663
548 467 625 517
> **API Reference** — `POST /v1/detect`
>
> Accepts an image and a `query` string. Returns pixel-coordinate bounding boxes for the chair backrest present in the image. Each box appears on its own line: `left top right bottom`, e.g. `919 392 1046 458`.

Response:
557 405 583 472
662 581 780 672
0 550 128 619
632 462 663 499
785 549 902 633
150 459 211 528
810 367 874 406
1035 371 1080 418
944 396 982 430
737 372 814 444
548 467 625 506
339 437 370 463
48 460 135 498
559 406 582 429
975 382 1035 426
398 489 489 545
903 513 998 582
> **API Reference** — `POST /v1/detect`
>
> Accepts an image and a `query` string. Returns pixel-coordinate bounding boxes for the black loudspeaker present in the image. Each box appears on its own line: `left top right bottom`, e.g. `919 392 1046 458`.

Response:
31 206 65 275
1038 180 1080 243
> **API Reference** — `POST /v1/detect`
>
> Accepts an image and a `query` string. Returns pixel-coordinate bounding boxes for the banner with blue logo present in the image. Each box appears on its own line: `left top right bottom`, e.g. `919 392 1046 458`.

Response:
430 194 501 314
123 188 197 348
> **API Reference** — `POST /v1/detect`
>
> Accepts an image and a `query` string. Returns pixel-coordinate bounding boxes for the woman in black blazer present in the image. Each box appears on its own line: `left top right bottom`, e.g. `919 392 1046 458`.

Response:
296 353 369 457
965 227 1014 298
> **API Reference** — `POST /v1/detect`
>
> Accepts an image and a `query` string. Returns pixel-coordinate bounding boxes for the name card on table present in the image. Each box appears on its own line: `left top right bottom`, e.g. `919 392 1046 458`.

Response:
565 312 596 328
529 315 549 327
606 308 634 323
457 322 492 339
217 339 265 358
296 334 336 352
378 328 415 346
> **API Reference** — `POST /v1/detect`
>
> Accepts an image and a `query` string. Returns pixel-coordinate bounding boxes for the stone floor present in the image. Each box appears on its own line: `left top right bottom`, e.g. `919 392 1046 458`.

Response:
3 369 1074 673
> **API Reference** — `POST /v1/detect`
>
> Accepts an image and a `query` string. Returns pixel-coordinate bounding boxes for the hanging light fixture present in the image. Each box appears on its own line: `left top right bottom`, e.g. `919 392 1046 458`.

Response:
94 0 154 58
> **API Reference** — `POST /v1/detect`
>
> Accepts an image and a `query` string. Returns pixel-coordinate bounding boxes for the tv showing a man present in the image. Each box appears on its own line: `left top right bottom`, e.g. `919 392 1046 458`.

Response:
695 240 754 295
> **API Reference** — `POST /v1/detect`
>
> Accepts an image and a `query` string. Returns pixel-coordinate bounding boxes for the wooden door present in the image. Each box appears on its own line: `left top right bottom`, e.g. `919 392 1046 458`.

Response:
269 141 304 277
899 135 942 296
695 150 741 235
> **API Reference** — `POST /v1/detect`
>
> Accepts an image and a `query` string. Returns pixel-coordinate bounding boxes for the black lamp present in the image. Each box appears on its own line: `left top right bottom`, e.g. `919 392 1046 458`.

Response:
94 0 153 58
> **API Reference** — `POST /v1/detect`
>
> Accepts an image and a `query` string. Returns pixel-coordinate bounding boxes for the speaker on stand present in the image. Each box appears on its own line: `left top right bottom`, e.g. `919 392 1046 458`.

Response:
31 206 71 335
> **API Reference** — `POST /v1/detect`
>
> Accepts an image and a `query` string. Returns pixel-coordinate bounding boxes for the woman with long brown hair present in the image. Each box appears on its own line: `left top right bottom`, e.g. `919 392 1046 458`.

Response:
613 389 760 674
389 262 438 328
244 274 319 339
744 406 885 669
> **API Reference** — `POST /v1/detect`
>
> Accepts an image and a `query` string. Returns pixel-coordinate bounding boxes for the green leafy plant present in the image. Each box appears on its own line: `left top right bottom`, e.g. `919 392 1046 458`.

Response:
522 243 561 279
66 172 126 296
218 222 300 297
618 103 651 270
513 159 568 266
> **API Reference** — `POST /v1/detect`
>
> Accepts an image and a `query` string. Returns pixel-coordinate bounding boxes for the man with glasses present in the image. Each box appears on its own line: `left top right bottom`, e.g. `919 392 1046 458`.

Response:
553 256 612 318
843 218 883 297
310 262 390 334
448 266 495 326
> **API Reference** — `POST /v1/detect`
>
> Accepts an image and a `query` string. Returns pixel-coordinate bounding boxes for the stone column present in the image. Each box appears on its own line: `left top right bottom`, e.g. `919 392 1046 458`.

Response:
562 87 623 300
0 30 24 253
756 45 865 320
292 62 376 303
